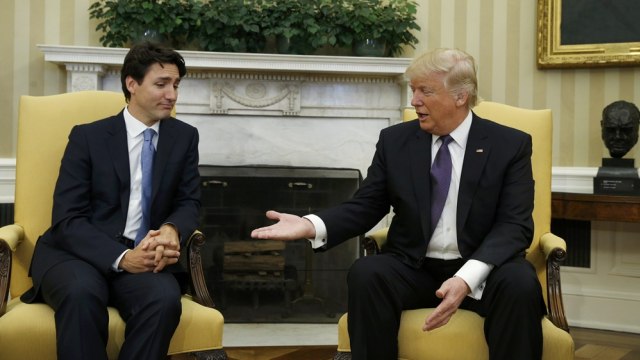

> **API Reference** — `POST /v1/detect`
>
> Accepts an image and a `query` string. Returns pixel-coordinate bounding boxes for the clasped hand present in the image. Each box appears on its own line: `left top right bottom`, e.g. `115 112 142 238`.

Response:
120 225 180 273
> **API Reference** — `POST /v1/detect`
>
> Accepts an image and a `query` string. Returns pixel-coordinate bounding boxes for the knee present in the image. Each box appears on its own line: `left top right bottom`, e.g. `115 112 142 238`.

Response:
347 256 390 292
144 283 182 317
58 279 108 308
348 257 374 284
491 262 542 301
159 294 182 320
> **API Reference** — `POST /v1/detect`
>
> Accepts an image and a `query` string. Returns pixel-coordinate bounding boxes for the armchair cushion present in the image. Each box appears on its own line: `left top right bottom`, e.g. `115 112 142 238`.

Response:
0 296 224 359
338 312 574 360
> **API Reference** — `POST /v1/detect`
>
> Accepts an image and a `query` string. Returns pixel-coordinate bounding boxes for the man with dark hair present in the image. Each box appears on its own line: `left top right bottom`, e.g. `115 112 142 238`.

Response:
21 41 201 360
601 100 640 158
252 48 545 359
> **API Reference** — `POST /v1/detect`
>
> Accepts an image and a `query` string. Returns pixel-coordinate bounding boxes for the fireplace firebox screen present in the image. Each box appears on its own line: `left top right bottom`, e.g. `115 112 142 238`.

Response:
198 165 362 323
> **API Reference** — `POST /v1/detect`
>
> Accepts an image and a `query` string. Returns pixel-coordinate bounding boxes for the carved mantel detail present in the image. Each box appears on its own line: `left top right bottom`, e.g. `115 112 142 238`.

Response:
211 81 300 115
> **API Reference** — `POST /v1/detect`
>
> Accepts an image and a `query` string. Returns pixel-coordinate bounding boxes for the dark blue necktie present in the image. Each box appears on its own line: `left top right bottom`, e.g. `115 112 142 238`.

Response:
430 135 453 231
135 128 156 244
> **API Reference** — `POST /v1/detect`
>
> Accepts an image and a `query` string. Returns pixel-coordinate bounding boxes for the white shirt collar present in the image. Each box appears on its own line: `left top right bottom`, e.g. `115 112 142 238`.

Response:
123 106 160 137
432 110 473 149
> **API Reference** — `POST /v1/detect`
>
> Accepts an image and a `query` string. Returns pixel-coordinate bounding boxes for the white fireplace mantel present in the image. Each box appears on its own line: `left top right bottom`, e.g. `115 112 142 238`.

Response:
38 45 412 74
39 45 413 178
38 44 412 84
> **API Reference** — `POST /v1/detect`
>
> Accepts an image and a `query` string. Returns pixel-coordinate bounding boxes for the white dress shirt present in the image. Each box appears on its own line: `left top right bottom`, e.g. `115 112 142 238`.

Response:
306 110 493 300
112 107 160 270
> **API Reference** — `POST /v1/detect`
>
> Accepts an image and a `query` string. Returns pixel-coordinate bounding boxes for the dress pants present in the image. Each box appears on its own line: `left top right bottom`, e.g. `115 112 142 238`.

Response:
346 253 546 360
40 259 182 360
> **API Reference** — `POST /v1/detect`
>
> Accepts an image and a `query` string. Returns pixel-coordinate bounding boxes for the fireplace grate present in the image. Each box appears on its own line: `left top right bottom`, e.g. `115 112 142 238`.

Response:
198 165 362 323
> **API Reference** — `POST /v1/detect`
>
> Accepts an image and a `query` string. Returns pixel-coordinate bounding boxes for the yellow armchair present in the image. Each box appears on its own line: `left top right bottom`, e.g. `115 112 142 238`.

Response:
335 102 574 359
0 91 227 359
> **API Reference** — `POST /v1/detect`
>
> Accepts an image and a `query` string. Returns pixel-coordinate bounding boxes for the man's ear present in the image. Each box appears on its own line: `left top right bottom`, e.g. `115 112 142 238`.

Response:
125 76 138 95
455 92 468 106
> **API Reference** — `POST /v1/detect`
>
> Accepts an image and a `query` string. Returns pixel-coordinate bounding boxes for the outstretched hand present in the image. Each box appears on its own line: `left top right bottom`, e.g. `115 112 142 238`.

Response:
251 210 316 241
423 276 470 331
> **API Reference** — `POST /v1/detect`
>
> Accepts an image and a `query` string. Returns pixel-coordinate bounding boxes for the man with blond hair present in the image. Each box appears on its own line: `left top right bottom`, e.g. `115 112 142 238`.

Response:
252 48 545 360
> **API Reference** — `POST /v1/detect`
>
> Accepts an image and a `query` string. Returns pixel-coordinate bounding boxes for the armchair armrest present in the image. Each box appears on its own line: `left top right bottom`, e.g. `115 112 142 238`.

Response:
186 230 215 308
539 232 570 333
363 227 389 256
0 224 24 251
0 224 25 316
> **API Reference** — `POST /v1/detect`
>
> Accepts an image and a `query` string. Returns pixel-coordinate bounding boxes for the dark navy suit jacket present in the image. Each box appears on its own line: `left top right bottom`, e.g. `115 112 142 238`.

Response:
316 112 534 269
22 111 200 302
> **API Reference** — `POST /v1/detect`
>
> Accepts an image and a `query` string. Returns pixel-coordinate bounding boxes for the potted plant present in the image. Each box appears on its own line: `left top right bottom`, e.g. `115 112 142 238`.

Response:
260 0 323 55
314 0 353 54
89 0 202 49
346 0 420 56
195 0 266 53
88 0 419 57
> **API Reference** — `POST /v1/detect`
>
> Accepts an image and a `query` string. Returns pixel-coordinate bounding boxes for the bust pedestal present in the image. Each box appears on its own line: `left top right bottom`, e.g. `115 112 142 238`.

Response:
593 158 640 195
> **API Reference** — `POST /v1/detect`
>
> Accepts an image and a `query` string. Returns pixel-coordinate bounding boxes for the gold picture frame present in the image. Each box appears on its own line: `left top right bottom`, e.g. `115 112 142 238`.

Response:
537 0 640 69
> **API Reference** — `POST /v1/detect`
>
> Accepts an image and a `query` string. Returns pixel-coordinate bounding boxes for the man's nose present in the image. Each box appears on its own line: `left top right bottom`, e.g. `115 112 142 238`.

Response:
410 92 422 106
165 87 177 100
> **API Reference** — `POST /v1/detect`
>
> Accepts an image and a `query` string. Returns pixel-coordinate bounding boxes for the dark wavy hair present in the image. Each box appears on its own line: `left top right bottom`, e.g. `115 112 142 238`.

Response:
120 41 187 102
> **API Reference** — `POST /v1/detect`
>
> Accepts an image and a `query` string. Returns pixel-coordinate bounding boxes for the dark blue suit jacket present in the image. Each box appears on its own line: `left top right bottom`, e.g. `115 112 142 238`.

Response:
22 111 200 302
316 112 534 269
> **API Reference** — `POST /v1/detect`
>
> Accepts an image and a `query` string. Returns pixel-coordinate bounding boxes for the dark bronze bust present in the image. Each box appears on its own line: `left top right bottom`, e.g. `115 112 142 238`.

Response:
601 100 640 158
595 100 640 195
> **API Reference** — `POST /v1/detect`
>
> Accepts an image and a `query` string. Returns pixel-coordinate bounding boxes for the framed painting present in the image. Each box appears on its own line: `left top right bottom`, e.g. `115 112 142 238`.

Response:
537 0 640 68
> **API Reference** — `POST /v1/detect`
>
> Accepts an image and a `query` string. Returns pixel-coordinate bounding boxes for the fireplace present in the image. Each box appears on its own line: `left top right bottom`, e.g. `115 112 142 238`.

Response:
199 165 362 323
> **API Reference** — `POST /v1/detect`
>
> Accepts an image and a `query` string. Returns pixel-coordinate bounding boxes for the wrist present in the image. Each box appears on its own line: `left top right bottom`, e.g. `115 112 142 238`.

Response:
118 250 130 271
160 223 178 236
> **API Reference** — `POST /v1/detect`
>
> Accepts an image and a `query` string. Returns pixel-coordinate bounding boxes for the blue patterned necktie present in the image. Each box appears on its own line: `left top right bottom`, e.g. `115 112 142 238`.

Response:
430 135 453 232
135 128 156 244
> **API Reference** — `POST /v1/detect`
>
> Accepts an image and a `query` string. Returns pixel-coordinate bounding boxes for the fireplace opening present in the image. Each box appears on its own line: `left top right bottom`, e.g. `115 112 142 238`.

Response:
198 165 362 323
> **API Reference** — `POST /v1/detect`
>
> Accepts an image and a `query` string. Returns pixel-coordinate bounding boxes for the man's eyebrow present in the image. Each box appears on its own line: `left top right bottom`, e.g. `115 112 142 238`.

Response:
154 76 179 82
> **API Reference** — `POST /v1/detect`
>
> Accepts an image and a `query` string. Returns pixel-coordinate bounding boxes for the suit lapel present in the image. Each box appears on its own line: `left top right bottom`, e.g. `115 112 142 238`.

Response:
409 127 433 241
457 114 490 231
106 112 131 218
153 119 177 202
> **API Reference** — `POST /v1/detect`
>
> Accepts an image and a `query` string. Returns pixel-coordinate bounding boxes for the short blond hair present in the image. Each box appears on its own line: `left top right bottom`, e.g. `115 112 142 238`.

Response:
405 48 478 108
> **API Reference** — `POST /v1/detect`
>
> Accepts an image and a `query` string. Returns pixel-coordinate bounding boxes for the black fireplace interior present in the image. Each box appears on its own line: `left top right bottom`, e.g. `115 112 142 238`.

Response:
198 165 362 323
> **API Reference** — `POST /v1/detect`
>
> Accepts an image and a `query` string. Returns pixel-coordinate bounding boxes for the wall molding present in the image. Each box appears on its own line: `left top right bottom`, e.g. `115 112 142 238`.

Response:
551 166 597 194
0 162 602 203
563 285 640 302
567 319 640 334
0 159 16 203
563 290 640 333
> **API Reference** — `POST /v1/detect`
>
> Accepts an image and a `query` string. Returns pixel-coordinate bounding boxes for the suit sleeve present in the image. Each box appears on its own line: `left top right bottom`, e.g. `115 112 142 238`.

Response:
315 129 393 249
50 125 127 273
160 126 200 244
470 132 535 267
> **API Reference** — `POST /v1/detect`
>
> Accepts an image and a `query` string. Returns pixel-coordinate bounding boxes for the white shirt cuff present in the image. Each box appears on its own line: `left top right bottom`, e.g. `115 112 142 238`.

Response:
112 250 129 272
303 214 327 249
454 259 494 300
